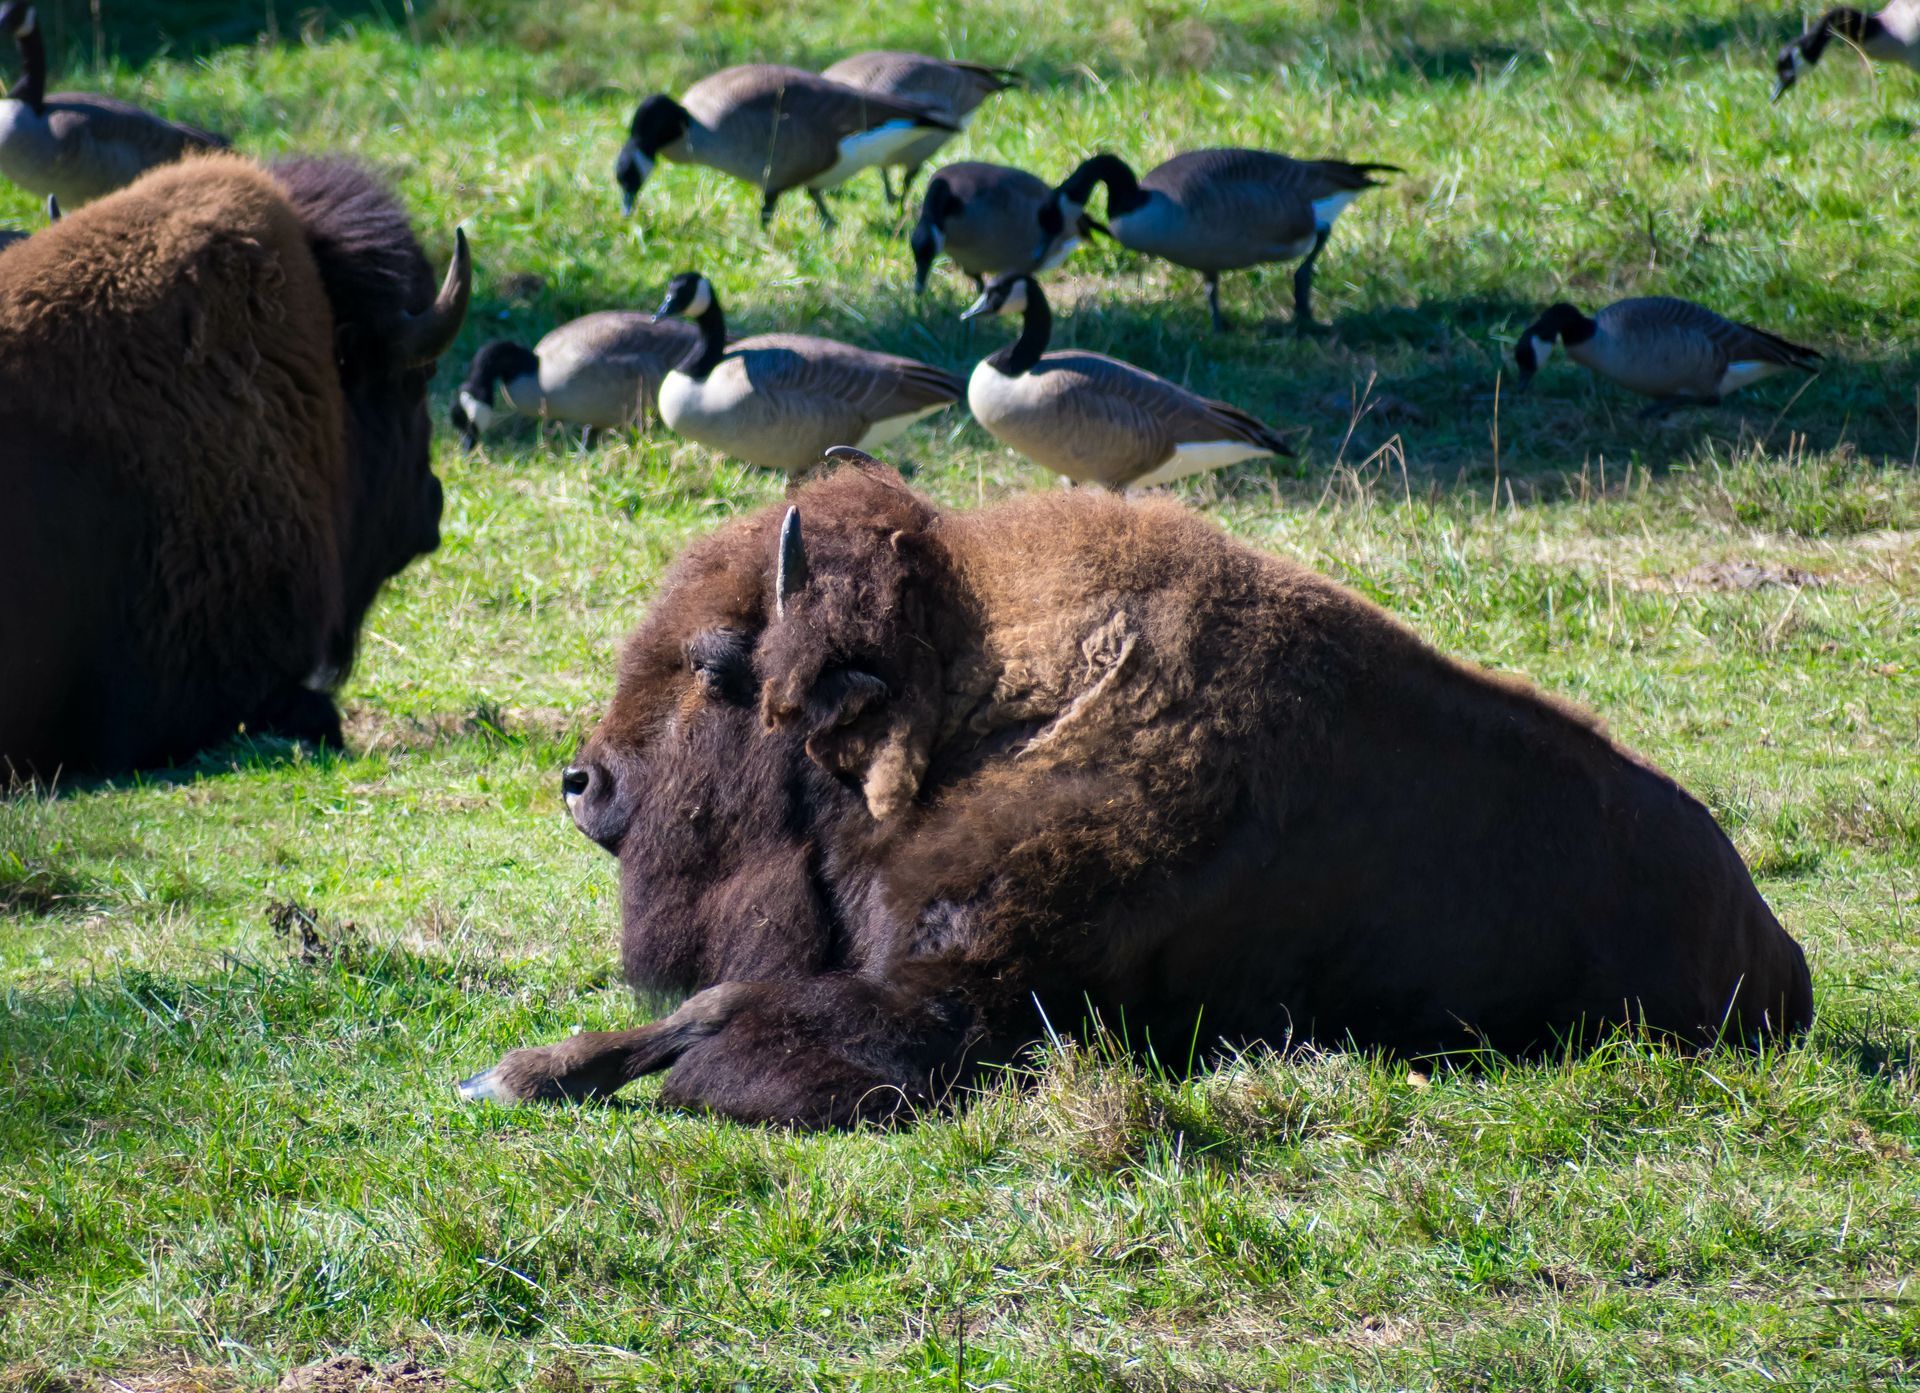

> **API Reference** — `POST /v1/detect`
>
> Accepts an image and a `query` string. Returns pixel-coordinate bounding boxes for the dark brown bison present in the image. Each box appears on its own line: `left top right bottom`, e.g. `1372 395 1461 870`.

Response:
461 453 1813 1128
0 153 469 776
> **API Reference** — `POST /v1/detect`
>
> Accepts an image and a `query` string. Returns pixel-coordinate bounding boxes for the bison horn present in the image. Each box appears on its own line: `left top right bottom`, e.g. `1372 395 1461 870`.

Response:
776 506 808 618
394 227 472 368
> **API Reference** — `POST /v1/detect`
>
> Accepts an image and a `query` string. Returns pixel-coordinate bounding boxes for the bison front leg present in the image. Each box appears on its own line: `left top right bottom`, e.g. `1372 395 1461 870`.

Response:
458 974 979 1129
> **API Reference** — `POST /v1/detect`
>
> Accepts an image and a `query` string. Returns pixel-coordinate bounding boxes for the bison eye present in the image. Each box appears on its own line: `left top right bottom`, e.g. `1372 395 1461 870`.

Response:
684 629 753 703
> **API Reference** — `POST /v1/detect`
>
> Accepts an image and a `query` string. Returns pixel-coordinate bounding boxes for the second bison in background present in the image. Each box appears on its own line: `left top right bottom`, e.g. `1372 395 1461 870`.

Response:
463 454 1812 1127
0 153 469 777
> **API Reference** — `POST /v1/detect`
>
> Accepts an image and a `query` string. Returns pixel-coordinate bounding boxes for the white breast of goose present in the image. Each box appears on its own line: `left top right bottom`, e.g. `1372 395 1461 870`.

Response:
0 102 54 178
967 355 1160 483
807 121 938 189
658 357 762 439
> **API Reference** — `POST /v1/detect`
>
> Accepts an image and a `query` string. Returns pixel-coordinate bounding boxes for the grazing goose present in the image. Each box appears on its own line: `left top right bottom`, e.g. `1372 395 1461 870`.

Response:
0 2 228 208
911 161 1104 292
615 65 958 227
961 272 1294 489
819 51 1019 202
1514 298 1822 418
650 272 965 472
1775 1 1920 98
449 312 702 450
1044 149 1399 332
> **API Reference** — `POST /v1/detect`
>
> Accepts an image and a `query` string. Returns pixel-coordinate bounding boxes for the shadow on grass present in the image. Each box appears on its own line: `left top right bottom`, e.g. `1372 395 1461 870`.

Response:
30 0 408 66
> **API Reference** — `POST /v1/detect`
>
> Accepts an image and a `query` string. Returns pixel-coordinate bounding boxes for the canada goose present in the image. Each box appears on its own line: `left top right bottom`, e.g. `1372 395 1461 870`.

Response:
910 161 1105 293
650 272 965 472
615 65 958 227
1514 297 1822 418
819 51 1019 202
1044 149 1399 333
0 2 228 208
1774 1 1920 98
960 273 1294 488
449 312 702 450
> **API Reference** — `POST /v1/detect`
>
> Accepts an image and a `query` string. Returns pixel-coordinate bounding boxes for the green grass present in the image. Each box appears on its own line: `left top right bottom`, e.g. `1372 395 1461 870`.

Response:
4 0 1920 1387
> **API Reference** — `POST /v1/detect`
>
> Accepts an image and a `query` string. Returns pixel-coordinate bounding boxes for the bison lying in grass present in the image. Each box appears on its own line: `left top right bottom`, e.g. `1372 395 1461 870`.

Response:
0 153 468 777
462 452 1812 1127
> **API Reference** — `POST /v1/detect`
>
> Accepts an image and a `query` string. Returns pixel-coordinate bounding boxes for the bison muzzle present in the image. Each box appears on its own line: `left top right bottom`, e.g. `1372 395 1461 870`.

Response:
462 451 1813 1128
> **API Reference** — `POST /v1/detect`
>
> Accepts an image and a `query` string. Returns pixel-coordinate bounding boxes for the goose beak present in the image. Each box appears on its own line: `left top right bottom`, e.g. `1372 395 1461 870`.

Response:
620 188 638 216
959 291 993 321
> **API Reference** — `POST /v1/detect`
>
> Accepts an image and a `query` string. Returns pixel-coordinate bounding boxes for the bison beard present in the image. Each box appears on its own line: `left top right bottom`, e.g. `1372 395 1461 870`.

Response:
0 153 466 777
461 452 1814 1128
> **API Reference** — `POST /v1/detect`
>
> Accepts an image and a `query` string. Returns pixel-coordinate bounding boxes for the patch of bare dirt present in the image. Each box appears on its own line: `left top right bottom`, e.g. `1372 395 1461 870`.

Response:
1650 559 1827 592
340 704 584 755
273 1357 443 1393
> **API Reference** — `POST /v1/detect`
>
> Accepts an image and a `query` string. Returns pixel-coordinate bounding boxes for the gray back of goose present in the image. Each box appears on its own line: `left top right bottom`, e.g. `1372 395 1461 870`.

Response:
1580 297 1821 401
969 349 1289 488
0 92 226 208
821 52 1017 178
662 332 964 472
530 312 701 428
923 162 1053 278
1129 148 1393 271
677 65 954 193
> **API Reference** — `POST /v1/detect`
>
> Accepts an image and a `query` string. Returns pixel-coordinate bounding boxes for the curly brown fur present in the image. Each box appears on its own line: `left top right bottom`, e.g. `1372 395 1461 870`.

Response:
471 460 1814 1128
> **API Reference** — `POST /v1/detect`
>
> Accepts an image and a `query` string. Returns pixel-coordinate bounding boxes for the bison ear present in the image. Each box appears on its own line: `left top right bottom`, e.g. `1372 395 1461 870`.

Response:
798 665 935 821
756 467 946 820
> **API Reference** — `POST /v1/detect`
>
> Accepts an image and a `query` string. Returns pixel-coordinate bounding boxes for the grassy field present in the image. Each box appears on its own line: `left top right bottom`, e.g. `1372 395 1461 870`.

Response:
4 0 1920 1387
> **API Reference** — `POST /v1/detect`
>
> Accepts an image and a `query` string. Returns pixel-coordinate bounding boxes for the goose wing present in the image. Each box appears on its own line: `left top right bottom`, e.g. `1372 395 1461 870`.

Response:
736 333 963 427
46 92 228 154
1038 351 1288 458
684 66 958 189
823 51 1019 119
1603 297 1822 377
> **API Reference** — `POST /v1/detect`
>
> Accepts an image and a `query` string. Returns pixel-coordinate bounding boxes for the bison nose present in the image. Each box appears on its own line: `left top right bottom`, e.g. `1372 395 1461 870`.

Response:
561 765 591 803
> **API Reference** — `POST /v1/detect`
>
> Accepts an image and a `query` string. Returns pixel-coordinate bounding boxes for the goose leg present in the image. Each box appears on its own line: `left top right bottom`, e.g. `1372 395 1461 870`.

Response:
1205 274 1226 333
1293 227 1331 331
1636 398 1692 421
897 161 924 205
760 190 781 228
578 426 596 453
808 188 838 229
880 167 899 203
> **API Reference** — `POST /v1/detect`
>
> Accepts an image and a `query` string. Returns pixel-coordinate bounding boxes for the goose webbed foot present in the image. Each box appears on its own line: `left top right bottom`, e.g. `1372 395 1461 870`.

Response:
1636 397 1709 421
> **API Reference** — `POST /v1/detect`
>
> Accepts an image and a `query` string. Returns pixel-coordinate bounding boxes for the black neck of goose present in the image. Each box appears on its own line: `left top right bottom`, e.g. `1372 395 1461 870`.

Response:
12 19 44 110
1825 7 1878 44
675 296 729 380
988 281 1051 376
1064 154 1145 216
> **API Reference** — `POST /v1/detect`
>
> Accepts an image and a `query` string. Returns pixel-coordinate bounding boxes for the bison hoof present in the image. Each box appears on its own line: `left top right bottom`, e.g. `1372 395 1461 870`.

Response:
456 1066 515 1103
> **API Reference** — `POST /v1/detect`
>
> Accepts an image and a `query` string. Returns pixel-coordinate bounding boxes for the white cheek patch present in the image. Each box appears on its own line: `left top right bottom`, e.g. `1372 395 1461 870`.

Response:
632 150 655 183
1529 335 1558 370
685 279 713 318
458 389 497 432
1001 280 1029 315
1311 190 1359 230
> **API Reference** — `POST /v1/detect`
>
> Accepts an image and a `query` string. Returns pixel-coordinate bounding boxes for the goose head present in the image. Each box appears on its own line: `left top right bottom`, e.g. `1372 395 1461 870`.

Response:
653 271 716 322
910 180 960 293
1774 8 1873 100
0 2 33 39
450 339 540 450
960 272 1033 321
1513 303 1595 391
617 95 690 215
